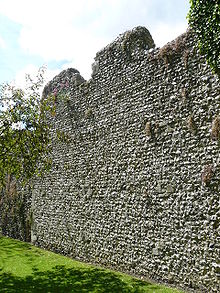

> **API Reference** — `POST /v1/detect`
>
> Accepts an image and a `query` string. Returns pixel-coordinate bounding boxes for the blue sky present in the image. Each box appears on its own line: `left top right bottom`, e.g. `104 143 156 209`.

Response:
0 0 190 86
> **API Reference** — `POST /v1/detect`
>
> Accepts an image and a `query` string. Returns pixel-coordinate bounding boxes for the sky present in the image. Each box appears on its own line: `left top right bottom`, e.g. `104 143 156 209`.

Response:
0 0 190 87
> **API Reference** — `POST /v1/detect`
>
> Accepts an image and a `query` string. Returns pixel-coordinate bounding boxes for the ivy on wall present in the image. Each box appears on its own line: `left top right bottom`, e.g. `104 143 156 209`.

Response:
188 0 220 75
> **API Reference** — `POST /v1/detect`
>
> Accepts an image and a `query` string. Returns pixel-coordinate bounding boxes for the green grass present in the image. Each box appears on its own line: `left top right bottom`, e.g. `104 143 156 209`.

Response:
0 235 184 293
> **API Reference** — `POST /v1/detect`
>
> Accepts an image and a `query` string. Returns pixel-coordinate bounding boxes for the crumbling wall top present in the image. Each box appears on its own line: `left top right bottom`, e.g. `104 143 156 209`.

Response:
43 68 85 98
95 26 155 59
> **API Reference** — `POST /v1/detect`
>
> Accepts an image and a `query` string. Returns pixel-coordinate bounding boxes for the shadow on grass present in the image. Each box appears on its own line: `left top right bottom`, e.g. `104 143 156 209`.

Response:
0 265 153 293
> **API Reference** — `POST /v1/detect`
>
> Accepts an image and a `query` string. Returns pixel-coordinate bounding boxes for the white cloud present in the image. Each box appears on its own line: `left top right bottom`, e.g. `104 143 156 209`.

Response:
152 22 188 47
61 58 92 80
0 35 6 49
0 0 118 78
13 64 42 88
12 64 59 92
0 0 189 80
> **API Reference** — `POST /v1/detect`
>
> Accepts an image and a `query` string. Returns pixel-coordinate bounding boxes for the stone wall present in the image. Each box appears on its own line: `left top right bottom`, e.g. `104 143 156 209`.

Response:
32 27 219 292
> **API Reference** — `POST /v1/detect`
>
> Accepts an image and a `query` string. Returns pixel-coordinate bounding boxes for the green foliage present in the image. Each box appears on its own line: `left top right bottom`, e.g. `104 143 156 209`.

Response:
188 0 220 75
0 67 55 186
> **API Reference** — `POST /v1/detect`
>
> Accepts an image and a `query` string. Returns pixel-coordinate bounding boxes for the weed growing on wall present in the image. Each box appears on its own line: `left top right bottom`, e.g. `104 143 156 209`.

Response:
85 108 93 119
56 129 71 143
181 88 188 100
211 116 220 140
201 165 214 185
183 49 190 68
158 32 189 66
187 115 197 134
145 122 152 137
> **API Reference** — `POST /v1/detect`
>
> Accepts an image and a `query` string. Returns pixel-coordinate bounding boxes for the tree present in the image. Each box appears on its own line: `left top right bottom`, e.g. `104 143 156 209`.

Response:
188 0 220 75
0 67 55 187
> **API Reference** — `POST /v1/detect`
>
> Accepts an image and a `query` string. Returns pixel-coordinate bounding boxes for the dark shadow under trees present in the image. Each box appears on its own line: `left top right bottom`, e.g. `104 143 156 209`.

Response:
0 265 152 293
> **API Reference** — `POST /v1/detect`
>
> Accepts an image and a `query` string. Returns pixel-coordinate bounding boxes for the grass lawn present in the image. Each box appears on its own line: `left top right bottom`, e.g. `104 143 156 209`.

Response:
0 235 184 293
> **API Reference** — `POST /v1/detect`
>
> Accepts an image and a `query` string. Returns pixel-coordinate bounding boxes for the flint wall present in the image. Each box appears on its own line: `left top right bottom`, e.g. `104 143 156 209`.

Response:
32 27 219 292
